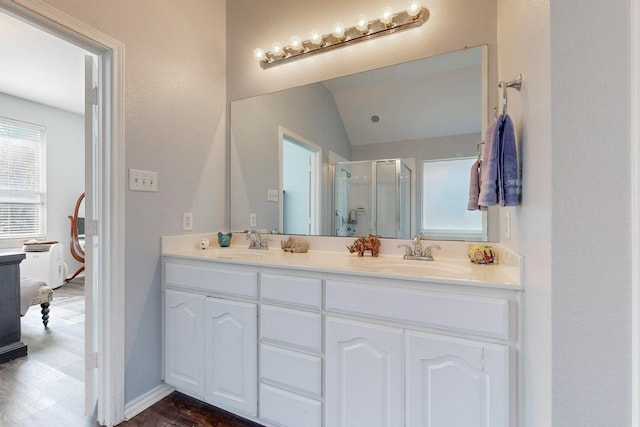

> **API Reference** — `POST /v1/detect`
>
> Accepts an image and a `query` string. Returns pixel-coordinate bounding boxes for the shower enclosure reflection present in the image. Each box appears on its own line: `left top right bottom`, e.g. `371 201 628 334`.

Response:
333 159 411 239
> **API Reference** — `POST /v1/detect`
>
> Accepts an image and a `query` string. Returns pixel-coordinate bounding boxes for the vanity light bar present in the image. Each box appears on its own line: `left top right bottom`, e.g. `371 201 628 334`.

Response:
255 6 430 69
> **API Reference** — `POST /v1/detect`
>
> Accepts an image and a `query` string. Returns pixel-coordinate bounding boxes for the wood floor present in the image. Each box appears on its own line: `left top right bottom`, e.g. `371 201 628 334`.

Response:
0 278 97 427
120 392 262 427
0 278 262 427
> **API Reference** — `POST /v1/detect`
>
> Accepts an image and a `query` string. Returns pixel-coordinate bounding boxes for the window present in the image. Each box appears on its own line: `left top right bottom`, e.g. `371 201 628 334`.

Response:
0 117 46 240
422 157 484 240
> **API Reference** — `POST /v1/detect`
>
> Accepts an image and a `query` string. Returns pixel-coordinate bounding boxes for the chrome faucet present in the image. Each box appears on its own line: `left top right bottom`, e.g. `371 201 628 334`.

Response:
246 229 271 250
412 232 425 256
397 233 440 261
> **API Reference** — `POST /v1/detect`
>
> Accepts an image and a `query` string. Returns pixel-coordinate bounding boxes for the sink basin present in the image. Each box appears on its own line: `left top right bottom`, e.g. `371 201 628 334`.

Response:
204 247 273 261
357 258 473 276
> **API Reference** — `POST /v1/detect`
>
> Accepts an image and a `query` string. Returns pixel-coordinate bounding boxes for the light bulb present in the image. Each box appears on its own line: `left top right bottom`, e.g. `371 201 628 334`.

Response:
271 42 284 57
290 36 303 52
309 29 323 46
332 22 345 39
253 48 266 61
355 14 369 33
380 6 394 25
407 1 421 18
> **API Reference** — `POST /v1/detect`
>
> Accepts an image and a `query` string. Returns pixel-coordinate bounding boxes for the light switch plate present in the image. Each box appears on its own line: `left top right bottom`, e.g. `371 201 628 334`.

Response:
129 168 158 192
267 189 279 202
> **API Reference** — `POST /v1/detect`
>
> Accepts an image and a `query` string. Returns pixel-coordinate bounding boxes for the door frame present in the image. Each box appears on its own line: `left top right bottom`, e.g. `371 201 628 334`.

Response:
633 0 640 424
278 126 322 235
0 0 126 425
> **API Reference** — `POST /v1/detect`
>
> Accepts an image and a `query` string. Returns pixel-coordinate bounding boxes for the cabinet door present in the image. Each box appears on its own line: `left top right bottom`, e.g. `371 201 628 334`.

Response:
205 297 257 416
406 331 511 427
326 317 404 427
164 289 205 397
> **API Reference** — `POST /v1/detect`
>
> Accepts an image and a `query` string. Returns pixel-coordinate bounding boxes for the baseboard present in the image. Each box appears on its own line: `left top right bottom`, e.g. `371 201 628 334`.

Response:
124 383 175 421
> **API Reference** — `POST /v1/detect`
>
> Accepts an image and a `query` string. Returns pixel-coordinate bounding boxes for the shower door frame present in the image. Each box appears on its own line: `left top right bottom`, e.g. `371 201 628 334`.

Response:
332 158 411 238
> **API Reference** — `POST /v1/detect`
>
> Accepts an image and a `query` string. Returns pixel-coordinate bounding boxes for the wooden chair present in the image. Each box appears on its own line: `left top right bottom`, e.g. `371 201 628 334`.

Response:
66 192 85 282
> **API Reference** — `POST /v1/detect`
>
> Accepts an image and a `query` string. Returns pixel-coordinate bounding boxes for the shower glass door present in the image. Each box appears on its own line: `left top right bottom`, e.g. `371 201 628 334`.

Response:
333 159 411 239
375 160 398 238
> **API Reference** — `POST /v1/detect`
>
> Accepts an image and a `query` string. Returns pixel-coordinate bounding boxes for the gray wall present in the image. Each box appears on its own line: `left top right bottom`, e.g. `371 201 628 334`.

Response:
226 0 499 107
0 92 84 275
230 83 350 233
499 0 634 425
550 1 631 425
497 0 552 424
41 0 227 403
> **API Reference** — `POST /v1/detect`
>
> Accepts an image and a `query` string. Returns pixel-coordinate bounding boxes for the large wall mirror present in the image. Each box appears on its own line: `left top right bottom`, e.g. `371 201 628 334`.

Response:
231 45 489 241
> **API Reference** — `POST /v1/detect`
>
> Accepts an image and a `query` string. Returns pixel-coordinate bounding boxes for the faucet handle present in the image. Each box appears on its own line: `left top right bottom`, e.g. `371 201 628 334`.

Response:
397 244 413 257
423 244 441 259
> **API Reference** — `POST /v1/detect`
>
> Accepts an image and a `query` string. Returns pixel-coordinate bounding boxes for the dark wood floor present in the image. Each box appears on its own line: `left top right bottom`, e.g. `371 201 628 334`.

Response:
120 392 263 427
0 278 263 427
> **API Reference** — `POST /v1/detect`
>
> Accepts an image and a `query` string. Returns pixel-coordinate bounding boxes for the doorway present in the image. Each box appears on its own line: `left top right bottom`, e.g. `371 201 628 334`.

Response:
279 127 321 235
0 1 125 425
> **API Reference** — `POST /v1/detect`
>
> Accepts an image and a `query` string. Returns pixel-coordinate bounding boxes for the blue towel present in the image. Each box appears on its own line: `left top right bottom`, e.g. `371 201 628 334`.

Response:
478 120 499 206
478 115 520 207
499 114 520 206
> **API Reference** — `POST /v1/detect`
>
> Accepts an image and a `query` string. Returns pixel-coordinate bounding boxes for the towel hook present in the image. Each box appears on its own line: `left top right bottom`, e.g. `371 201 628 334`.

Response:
498 73 522 116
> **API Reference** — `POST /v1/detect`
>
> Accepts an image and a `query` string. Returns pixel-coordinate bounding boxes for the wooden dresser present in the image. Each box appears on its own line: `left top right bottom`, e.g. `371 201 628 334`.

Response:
0 253 27 364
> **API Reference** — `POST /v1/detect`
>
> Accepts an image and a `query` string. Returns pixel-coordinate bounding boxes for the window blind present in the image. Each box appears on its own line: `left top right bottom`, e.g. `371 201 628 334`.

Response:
0 117 46 239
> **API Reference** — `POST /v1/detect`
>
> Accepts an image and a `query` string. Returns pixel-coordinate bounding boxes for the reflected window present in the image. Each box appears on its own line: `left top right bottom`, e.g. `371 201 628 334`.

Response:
421 157 484 240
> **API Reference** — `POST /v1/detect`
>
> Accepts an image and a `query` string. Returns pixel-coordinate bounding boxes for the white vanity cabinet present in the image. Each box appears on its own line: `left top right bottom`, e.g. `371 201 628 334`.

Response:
258 273 323 427
325 279 516 427
163 255 519 427
325 317 405 427
164 261 258 416
205 297 257 416
406 331 510 427
164 289 206 397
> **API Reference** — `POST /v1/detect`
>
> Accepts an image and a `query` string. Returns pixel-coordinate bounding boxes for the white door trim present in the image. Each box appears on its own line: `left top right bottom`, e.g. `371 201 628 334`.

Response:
632 0 640 424
632 0 640 423
278 126 322 235
0 1 126 425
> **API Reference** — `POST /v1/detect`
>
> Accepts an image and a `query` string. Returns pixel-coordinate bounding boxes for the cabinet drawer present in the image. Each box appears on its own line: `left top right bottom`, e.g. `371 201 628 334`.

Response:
165 262 257 298
259 384 322 427
260 344 322 396
260 305 322 353
326 280 511 340
261 274 322 309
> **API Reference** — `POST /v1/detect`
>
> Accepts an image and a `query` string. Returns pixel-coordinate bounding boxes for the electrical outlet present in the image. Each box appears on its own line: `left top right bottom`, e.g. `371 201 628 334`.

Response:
129 168 158 192
183 212 193 231
250 213 256 227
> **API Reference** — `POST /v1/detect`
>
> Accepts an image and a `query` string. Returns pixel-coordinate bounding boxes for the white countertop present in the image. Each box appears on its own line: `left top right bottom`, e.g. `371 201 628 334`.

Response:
162 235 523 290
